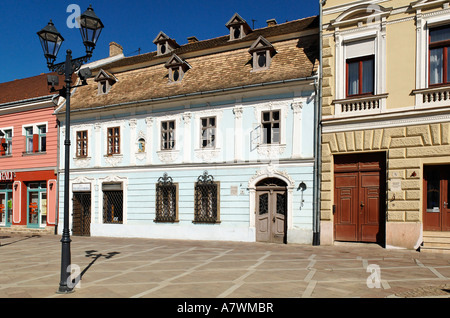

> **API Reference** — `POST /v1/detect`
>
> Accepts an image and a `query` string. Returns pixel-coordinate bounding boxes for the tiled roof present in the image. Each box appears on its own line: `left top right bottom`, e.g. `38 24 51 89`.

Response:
0 73 66 105
68 15 319 112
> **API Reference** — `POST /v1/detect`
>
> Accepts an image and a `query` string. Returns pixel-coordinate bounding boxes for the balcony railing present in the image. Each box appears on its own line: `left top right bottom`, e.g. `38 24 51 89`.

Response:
333 94 388 117
413 85 450 108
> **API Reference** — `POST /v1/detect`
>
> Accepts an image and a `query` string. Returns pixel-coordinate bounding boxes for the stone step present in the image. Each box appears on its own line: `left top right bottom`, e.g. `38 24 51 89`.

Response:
422 231 450 253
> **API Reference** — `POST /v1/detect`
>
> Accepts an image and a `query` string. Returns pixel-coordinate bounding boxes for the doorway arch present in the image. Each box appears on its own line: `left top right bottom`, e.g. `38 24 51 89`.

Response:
248 168 295 243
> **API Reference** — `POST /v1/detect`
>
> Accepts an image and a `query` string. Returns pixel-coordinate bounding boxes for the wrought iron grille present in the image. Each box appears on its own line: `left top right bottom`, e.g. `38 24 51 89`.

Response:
194 171 219 223
73 193 91 236
155 173 177 222
103 190 123 224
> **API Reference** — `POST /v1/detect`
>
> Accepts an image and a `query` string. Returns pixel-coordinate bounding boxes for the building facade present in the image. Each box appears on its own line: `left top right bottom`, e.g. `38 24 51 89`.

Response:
56 14 320 244
0 73 63 233
320 0 450 251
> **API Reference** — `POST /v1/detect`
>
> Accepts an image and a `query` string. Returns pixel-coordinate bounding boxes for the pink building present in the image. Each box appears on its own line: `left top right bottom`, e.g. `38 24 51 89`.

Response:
0 73 63 233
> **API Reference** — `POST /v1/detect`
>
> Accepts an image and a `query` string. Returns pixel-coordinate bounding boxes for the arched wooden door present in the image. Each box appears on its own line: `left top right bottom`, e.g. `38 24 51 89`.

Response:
255 178 287 244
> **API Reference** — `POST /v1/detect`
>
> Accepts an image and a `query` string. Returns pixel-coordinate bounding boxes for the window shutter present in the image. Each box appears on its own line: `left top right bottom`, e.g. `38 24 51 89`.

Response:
33 134 39 152
0 138 5 156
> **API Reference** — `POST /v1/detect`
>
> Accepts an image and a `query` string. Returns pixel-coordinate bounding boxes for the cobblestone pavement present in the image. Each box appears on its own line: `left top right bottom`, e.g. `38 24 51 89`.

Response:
0 233 448 299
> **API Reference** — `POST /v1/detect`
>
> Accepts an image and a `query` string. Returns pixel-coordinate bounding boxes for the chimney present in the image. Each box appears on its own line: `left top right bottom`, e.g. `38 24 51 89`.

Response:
266 19 277 27
187 36 199 44
109 42 123 57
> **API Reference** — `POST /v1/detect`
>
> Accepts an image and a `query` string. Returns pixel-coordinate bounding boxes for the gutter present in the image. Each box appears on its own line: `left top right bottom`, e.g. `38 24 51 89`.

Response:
54 76 318 115
312 0 326 246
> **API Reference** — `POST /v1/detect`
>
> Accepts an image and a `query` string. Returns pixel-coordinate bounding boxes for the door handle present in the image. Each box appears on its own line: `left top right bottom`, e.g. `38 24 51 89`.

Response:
360 201 364 208
445 201 448 208
272 216 275 223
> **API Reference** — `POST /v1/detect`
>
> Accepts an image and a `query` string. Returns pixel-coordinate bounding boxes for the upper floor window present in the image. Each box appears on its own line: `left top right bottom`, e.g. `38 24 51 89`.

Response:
107 127 120 155
429 25 450 86
200 117 216 148
346 55 374 97
25 127 34 153
38 125 46 152
261 110 280 144
76 130 88 157
0 129 12 156
249 36 276 72
161 120 175 150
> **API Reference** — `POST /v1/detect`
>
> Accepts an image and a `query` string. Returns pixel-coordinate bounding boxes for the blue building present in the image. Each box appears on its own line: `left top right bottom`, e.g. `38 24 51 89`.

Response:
56 14 320 244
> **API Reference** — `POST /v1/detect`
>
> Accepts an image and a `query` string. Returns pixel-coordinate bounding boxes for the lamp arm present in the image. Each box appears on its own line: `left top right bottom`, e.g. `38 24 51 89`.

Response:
48 54 91 75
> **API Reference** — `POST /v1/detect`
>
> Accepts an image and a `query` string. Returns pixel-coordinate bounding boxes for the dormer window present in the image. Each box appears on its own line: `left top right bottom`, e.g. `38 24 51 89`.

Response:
165 54 191 83
153 31 180 56
226 13 252 41
94 69 117 95
249 36 276 71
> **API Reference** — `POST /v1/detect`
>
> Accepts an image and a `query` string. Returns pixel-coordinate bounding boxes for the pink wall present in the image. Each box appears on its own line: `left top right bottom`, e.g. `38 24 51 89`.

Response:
0 106 58 169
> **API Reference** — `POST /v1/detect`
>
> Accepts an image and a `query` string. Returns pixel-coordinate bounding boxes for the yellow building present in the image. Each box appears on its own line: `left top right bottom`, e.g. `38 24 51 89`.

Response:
320 0 450 251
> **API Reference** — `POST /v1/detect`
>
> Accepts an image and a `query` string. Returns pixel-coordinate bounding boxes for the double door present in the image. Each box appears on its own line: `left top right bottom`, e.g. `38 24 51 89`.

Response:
423 166 450 232
334 153 385 243
256 189 287 244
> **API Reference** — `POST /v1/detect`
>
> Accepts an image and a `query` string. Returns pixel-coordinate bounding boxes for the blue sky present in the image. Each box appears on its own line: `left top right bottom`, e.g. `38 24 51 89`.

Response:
0 0 319 83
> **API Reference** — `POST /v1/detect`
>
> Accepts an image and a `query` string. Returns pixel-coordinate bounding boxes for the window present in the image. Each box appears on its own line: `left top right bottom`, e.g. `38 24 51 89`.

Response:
429 25 450 86
155 173 178 222
261 110 280 144
25 127 34 153
27 182 47 228
76 130 88 157
161 120 175 150
107 127 120 155
0 183 13 226
102 183 123 224
346 55 374 96
194 171 219 223
200 117 216 148
249 36 275 71
5 130 12 155
38 125 46 152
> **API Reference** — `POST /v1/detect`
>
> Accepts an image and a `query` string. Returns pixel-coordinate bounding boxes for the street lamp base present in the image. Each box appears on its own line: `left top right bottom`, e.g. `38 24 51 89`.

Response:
56 286 75 294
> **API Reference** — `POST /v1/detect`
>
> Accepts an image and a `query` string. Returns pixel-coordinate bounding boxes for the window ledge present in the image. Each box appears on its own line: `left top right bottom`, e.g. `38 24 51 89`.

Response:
333 94 388 117
0 155 12 159
194 148 221 162
157 150 180 163
412 85 450 108
22 151 46 156
257 143 286 159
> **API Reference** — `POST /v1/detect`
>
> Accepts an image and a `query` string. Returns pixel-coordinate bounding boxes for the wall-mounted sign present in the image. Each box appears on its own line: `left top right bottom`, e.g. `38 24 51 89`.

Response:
0 171 15 182
73 183 91 192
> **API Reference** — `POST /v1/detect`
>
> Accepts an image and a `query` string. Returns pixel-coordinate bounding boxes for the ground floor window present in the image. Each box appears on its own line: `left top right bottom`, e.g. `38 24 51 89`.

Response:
194 171 219 223
155 173 178 222
0 183 13 226
27 182 47 228
102 183 123 224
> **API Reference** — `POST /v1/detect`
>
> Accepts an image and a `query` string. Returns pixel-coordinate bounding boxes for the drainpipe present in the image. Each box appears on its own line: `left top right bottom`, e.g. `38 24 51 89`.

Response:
313 0 326 246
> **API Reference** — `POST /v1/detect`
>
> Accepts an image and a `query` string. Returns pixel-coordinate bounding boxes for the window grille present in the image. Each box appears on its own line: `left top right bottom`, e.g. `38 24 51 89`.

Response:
194 171 219 223
155 173 177 222
103 189 123 224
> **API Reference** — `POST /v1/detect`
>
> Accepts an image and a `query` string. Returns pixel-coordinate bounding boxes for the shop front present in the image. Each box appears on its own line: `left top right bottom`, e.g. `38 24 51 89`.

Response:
1 170 57 231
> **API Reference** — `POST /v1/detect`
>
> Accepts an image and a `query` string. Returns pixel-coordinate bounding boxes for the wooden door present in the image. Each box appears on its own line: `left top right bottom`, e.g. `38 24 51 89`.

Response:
334 153 385 243
256 189 287 243
424 166 450 232
72 193 91 236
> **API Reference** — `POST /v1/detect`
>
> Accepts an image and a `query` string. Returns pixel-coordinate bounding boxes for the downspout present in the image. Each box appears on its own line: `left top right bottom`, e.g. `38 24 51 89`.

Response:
313 0 326 246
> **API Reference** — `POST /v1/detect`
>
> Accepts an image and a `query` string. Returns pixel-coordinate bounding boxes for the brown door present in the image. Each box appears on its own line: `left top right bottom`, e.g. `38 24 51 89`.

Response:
72 193 91 236
256 189 287 244
334 153 385 243
424 166 450 232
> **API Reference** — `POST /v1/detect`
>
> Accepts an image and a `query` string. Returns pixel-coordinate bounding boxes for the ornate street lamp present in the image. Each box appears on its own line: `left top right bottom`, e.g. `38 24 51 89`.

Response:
37 5 104 294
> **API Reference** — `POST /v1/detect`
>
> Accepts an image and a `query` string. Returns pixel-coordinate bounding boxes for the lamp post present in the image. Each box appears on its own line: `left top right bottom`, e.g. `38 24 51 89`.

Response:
37 5 104 294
